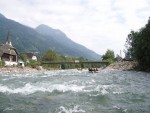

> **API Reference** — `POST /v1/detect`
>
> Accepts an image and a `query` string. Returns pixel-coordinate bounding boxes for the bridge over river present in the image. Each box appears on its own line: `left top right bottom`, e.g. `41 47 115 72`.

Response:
42 61 109 69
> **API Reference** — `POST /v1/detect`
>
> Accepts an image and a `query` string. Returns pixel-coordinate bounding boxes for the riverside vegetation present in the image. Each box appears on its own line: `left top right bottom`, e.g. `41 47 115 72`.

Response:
0 49 90 73
19 49 89 70
125 18 150 71
101 18 150 72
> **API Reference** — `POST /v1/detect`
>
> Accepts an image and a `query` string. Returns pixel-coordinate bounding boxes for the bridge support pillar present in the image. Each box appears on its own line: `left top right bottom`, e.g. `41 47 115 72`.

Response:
59 64 62 69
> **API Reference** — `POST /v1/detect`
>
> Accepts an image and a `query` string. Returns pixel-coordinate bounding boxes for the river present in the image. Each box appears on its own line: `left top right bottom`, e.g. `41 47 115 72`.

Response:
0 69 150 113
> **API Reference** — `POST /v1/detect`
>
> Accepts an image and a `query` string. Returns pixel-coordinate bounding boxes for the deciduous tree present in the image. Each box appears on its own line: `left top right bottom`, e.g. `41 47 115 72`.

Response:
102 49 115 64
125 18 150 71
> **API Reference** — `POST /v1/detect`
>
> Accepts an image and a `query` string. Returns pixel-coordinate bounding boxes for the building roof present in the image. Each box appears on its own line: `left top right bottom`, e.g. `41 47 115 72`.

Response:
0 44 18 56
0 43 15 50
6 31 12 46
0 32 18 57
25 52 35 59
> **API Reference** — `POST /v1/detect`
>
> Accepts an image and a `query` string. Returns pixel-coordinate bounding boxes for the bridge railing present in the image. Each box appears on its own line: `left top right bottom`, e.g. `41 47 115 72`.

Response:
42 61 109 65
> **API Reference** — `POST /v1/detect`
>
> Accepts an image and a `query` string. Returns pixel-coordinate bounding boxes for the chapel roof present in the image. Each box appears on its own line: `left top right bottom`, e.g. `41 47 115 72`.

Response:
0 32 18 56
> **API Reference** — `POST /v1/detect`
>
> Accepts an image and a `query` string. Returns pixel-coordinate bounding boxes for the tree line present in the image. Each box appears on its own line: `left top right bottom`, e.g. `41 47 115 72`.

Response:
102 18 150 71
125 18 150 71
20 49 89 70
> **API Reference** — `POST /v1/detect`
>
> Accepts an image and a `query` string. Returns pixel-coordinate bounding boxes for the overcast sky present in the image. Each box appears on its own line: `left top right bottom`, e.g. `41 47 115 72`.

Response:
0 0 150 56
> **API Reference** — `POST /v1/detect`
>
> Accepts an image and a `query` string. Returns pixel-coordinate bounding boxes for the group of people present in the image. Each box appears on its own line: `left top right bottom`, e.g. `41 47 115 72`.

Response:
88 67 98 72
77 67 99 73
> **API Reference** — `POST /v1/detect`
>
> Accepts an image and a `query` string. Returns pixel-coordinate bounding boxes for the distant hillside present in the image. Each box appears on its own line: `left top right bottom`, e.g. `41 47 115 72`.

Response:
0 14 48 53
0 13 101 60
36 24 101 60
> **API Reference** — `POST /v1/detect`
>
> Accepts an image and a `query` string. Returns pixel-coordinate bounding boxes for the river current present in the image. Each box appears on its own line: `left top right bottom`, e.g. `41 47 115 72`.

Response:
0 69 150 113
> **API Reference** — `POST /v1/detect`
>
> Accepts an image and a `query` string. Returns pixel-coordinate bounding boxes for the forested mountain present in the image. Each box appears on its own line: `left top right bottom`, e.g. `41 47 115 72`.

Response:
36 24 101 60
0 13 101 60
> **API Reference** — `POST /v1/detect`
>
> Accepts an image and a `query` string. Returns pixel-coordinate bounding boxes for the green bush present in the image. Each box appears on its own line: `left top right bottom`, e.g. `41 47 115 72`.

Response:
0 60 5 67
28 60 41 68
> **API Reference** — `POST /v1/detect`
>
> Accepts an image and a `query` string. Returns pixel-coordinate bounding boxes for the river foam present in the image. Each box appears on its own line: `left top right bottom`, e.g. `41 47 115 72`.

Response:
0 83 85 95
0 69 150 113
0 81 122 96
56 105 86 113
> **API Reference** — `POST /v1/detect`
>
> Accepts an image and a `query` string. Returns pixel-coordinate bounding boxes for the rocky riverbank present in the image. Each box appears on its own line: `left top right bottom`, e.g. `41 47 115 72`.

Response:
0 61 138 73
106 61 138 71
0 66 46 73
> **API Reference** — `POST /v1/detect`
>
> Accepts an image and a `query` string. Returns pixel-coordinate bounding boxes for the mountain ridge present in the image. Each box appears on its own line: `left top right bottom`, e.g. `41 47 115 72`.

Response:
0 13 101 60
0 13 5 18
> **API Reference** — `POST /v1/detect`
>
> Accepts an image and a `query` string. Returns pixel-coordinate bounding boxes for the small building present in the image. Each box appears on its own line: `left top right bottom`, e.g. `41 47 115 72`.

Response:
25 52 37 61
0 32 18 66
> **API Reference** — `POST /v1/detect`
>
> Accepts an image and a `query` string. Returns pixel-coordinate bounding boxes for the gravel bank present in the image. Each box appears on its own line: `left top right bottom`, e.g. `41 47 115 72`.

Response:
106 61 138 71
0 67 45 73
